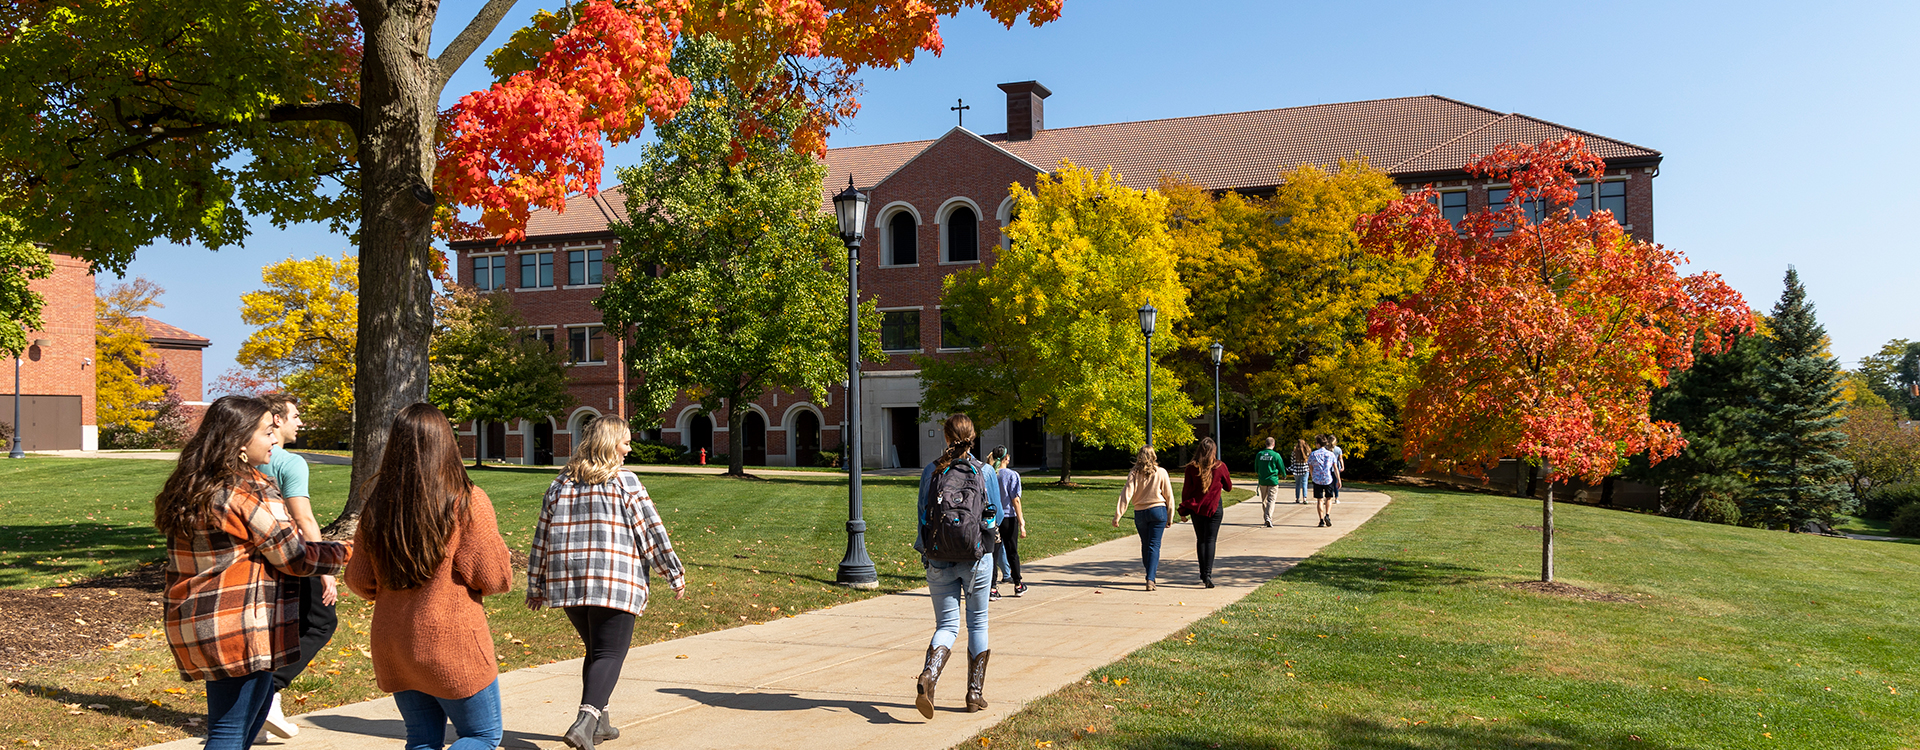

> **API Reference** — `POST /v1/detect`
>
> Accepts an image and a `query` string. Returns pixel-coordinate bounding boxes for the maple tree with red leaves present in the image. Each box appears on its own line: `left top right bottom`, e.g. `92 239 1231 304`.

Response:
1358 136 1751 581
0 0 1063 532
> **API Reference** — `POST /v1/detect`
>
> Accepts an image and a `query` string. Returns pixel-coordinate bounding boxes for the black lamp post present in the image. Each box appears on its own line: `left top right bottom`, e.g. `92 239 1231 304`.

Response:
832 176 878 590
1209 342 1224 443
1138 304 1157 448
10 339 49 459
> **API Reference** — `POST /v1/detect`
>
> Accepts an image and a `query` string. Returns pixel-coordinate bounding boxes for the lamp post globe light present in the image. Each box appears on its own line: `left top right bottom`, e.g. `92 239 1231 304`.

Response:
11 338 51 459
832 176 878 590
1138 304 1157 448
1209 341 1224 444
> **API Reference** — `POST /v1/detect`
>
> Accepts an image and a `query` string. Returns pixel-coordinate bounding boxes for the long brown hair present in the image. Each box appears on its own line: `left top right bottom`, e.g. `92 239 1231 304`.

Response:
154 396 272 538
1185 437 1220 494
564 415 630 486
1293 438 1311 466
1131 445 1159 480
356 403 475 590
933 413 976 471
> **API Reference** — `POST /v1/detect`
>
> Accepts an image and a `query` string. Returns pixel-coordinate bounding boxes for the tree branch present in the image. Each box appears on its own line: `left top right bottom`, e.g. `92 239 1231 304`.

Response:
268 102 364 136
433 0 521 94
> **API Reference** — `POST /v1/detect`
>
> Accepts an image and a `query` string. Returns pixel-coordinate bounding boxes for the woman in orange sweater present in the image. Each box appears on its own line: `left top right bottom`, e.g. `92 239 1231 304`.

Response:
345 404 514 750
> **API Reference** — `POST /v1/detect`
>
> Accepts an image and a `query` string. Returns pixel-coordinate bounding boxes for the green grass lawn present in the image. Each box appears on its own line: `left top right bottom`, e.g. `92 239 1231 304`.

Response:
966 483 1920 750
0 457 1146 749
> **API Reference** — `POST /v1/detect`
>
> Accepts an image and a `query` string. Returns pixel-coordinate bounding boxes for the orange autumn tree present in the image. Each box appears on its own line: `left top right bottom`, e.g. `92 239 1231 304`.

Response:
1358 136 1751 582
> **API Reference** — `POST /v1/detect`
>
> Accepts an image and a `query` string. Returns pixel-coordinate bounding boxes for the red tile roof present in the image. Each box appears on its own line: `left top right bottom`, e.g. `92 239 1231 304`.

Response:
138 316 210 347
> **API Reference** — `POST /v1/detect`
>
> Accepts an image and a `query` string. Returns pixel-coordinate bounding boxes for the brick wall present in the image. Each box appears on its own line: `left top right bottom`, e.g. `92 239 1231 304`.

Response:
15 252 98 448
150 345 205 402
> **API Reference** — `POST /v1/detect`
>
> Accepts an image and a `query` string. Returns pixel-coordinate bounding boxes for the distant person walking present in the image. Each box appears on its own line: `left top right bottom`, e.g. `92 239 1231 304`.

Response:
259 393 334 741
1113 446 1174 591
1290 439 1312 505
154 395 350 750
527 415 687 750
913 414 1003 719
986 446 1026 599
1330 435 1346 503
1309 434 1341 527
1179 438 1233 588
344 404 513 750
1252 437 1285 527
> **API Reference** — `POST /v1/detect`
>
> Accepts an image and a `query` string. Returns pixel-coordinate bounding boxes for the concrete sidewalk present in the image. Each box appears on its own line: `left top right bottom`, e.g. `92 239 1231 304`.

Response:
142 489 1388 750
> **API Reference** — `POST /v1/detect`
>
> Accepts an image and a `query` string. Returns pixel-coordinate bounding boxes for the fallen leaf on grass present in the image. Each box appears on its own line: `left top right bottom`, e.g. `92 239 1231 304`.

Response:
163 688 187 695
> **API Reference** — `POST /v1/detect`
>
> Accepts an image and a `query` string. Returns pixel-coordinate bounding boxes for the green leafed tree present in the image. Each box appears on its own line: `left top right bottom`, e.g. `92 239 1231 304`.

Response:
921 161 1200 484
1740 268 1852 528
429 285 574 467
1857 338 1920 419
0 219 53 358
597 37 878 478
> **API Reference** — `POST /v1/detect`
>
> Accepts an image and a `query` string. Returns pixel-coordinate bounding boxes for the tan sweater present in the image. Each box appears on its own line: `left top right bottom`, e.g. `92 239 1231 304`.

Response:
345 487 513 700
1115 467 1175 517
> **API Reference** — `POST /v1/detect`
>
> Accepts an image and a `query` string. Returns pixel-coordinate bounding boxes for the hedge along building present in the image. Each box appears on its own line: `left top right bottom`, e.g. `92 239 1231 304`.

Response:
449 82 1662 467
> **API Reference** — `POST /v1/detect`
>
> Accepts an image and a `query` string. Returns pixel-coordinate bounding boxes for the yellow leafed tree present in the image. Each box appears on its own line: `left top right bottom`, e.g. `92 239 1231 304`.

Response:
237 254 358 446
95 278 168 441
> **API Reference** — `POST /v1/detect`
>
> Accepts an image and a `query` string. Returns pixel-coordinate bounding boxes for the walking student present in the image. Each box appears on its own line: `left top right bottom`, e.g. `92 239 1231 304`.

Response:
528 415 687 750
986 446 1026 599
1252 437 1284 527
1309 434 1341 527
1112 446 1174 591
1330 434 1346 503
259 393 334 741
913 414 1003 720
344 404 514 750
1178 438 1233 588
154 395 350 750
1290 439 1311 504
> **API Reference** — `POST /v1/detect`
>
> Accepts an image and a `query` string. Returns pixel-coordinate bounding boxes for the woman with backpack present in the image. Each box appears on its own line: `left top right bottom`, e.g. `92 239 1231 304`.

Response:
154 395 351 750
344 404 514 750
1179 438 1233 588
1112 445 1174 591
527 415 686 750
912 413 1004 720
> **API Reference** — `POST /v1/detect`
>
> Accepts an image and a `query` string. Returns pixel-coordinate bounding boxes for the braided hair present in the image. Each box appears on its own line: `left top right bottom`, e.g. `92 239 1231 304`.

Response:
933 414 977 471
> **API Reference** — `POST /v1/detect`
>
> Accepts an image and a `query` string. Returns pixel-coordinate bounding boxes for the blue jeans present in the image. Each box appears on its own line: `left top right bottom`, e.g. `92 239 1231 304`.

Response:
926 555 992 657
204 670 276 750
1294 474 1309 502
393 679 503 750
1133 506 1169 582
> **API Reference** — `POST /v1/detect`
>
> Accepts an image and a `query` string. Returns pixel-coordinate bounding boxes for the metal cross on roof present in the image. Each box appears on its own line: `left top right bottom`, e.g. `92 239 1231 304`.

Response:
951 98 969 127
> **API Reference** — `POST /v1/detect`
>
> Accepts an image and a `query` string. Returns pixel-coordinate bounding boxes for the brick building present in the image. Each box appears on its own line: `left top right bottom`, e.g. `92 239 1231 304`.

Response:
450 83 1662 467
10 252 97 451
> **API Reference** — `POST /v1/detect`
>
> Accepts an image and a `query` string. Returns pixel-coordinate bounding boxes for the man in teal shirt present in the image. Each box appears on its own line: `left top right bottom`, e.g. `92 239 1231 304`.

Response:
260 394 333 740
1253 437 1285 527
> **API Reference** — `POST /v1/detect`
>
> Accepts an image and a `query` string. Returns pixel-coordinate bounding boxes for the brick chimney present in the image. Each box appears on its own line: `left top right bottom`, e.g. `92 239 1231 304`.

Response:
998 81 1051 141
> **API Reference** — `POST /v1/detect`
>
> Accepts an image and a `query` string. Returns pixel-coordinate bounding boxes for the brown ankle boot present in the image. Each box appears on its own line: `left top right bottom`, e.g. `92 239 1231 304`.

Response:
965 650 991 712
915 645 951 719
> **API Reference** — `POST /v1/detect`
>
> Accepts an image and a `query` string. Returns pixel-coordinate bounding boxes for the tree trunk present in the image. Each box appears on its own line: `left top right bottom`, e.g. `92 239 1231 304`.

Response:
325 2 441 538
1057 432 1073 484
727 399 746 476
1542 481 1555 582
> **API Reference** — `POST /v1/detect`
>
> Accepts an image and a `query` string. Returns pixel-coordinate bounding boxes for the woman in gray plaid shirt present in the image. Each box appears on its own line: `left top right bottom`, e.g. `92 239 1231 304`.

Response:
527 416 686 750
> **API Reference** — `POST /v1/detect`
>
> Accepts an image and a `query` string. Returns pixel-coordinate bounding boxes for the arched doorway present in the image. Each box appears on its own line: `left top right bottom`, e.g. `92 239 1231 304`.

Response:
689 414 714 460
531 420 554 466
743 411 767 466
793 410 821 468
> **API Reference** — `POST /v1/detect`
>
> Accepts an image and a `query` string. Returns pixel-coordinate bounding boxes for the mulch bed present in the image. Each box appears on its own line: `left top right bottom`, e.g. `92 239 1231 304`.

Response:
0 565 168 670
1502 580 1640 603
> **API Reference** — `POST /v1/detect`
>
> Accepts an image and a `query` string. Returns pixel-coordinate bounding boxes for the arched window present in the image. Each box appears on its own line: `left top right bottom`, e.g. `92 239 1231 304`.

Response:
888 211 918 266
946 206 978 263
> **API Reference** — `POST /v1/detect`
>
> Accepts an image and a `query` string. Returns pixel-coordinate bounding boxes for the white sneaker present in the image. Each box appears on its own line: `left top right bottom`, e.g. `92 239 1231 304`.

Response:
263 692 300 738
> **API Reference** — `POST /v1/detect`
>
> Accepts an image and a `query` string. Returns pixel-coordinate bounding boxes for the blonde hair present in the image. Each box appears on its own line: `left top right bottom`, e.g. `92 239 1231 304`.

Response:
564 415 631 486
1131 445 1158 479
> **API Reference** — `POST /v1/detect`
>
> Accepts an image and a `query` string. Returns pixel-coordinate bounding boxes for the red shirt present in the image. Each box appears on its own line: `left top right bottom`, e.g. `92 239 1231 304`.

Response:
1179 462 1234 517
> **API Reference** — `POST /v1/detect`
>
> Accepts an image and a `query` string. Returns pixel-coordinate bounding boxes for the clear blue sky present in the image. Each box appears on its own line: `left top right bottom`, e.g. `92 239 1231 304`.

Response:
118 0 1918 386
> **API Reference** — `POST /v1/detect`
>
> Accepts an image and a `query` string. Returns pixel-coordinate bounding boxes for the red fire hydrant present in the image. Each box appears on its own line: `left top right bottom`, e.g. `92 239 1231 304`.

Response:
698 448 707 465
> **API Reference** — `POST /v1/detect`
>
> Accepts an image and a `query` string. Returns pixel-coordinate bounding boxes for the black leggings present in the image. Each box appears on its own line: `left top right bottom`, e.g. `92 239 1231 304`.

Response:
565 606 637 709
1192 512 1223 580
273 575 338 691
1000 515 1023 585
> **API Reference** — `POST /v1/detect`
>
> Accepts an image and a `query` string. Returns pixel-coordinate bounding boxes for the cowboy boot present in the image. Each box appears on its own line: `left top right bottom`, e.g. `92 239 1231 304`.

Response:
965 650 991 712
915 645 951 719
595 708 619 742
562 706 598 750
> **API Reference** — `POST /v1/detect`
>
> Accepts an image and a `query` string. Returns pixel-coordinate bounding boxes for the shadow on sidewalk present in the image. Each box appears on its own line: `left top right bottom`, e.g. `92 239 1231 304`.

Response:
305 715 561 749
657 687 915 725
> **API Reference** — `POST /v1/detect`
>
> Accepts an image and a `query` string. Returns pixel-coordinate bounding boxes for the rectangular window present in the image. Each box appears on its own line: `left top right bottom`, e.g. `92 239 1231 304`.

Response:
520 252 554 288
1437 190 1468 226
1598 180 1626 221
568 325 605 363
472 255 506 290
939 311 979 350
529 327 557 352
568 248 603 286
1487 187 1547 223
881 310 921 352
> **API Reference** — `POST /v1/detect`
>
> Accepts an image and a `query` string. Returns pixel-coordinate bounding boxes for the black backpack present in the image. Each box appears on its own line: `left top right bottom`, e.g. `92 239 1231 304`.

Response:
922 461 991 562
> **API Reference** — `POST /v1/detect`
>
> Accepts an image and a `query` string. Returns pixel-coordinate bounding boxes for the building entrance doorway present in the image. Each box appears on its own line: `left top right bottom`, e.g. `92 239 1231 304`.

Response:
888 407 921 469
743 412 767 466
531 421 554 466
481 421 506 461
689 414 714 460
1012 416 1045 467
793 411 821 467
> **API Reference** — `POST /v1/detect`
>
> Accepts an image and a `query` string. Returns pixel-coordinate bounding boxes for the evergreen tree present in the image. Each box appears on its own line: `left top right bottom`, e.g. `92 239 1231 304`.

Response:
1624 330 1764 524
1741 268 1852 528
